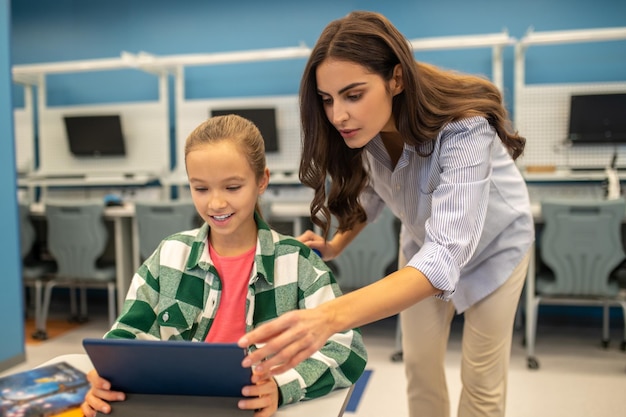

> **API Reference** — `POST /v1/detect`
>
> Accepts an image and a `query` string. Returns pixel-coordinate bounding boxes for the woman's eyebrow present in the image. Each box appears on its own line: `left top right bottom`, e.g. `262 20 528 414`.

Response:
318 82 367 96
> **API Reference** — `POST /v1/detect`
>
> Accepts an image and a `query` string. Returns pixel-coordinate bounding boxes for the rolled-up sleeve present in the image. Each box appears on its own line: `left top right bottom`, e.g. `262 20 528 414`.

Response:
406 118 494 299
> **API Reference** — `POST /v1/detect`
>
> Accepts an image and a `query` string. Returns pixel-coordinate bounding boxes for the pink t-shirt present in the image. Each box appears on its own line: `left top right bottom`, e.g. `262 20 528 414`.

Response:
205 244 255 343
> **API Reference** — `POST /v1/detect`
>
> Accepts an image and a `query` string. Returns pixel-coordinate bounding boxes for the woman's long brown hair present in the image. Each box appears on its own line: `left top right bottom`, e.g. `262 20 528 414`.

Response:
299 10 525 238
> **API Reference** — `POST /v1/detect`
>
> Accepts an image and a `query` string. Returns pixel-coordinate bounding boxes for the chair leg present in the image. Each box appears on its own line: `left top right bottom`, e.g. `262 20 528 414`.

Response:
32 279 47 340
390 315 403 362
79 285 89 323
33 280 57 340
620 301 626 351
526 297 541 370
602 302 610 349
107 282 116 328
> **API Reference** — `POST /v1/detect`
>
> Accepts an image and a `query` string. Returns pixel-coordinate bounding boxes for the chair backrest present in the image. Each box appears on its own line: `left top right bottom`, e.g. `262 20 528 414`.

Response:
540 198 626 297
45 201 109 279
331 207 399 290
134 201 199 260
19 202 36 259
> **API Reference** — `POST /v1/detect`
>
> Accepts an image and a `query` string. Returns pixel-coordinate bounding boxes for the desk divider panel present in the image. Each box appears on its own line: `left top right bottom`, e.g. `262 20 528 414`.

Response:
37 102 170 176
14 106 35 174
517 82 626 169
175 95 300 176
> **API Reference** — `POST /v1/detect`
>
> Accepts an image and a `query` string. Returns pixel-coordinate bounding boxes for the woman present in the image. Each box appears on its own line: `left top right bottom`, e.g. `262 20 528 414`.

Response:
239 11 533 417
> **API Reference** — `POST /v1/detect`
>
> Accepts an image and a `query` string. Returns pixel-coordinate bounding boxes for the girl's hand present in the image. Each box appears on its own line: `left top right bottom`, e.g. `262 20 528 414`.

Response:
238 375 279 417
81 369 125 417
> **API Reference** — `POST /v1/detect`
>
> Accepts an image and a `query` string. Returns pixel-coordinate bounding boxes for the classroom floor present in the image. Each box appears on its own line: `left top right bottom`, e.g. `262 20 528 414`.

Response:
3 306 626 417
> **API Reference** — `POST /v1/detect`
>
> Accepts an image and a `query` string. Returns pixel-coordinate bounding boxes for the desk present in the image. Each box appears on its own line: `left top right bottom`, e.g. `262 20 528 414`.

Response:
24 173 163 202
30 202 136 313
270 201 311 236
41 354 352 417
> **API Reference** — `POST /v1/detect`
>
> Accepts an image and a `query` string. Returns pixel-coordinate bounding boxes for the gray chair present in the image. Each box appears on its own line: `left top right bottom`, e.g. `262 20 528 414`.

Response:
526 198 626 369
330 206 399 291
134 201 199 261
35 201 117 340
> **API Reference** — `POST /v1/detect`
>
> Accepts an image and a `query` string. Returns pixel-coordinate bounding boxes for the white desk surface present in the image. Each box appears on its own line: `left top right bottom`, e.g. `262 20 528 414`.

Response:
25 173 159 187
41 354 352 417
523 167 626 182
29 201 135 217
530 198 626 222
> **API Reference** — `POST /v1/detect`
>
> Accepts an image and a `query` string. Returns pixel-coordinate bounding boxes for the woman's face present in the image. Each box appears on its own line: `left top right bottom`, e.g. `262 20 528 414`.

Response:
316 58 402 149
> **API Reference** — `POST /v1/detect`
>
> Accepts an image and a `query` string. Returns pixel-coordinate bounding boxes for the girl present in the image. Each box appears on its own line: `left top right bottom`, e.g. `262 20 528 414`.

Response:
81 115 367 417
239 11 534 417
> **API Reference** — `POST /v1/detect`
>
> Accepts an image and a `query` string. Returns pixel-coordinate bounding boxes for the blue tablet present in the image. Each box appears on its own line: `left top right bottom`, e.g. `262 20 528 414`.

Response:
82 338 252 397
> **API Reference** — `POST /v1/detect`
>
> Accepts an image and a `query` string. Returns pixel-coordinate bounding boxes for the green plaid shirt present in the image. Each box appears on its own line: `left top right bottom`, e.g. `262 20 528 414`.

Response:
105 213 367 405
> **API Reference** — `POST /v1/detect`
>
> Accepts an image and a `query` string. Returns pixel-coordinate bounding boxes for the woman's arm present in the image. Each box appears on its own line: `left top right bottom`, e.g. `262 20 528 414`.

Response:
240 265 439 376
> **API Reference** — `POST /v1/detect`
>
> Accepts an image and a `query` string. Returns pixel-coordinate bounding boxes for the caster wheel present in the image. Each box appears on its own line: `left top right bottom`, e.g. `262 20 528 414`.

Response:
31 330 48 340
527 357 539 370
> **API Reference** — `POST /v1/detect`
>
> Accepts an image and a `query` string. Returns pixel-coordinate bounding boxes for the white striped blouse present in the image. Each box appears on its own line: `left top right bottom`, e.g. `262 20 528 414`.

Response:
360 116 534 312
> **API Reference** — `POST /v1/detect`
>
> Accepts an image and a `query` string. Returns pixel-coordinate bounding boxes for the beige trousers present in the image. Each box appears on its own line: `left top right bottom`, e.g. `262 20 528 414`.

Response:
399 250 530 417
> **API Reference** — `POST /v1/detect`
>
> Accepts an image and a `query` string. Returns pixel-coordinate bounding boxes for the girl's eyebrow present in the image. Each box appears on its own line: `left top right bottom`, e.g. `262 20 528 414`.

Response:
189 175 245 183
317 82 367 96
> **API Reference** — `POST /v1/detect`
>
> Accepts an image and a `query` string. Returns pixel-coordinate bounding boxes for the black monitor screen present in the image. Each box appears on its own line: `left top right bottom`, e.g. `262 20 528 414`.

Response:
210 108 279 152
63 115 126 157
567 93 626 145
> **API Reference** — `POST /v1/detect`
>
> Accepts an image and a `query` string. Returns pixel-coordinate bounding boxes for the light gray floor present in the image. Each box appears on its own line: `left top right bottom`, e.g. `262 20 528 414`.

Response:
3 311 626 416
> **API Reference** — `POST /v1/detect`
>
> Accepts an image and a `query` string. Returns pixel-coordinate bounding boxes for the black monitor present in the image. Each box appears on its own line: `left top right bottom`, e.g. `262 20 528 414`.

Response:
210 107 279 152
567 93 626 145
63 114 126 157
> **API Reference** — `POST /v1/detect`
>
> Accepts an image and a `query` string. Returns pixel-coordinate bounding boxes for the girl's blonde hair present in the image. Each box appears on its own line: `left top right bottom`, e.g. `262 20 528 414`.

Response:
185 114 267 216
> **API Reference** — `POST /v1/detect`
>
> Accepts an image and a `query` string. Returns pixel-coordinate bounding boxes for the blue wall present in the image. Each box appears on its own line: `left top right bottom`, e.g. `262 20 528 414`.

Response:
1 0 25 371
10 0 626 110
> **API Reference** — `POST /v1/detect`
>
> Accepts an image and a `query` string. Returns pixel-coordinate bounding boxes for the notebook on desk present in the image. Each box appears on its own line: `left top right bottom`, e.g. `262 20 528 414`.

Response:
82 338 252 397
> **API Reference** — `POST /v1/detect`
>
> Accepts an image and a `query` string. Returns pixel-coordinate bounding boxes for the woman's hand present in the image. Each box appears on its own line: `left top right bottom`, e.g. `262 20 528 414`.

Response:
238 374 279 417
297 230 340 261
81 369 125 417
238 306 334 377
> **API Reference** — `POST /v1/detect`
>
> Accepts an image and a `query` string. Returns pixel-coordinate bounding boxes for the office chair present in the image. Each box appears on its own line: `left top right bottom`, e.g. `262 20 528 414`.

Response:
330 206 399 291
526 198 626 369
326 207 402 361
134 201 199 261
35 201 117 340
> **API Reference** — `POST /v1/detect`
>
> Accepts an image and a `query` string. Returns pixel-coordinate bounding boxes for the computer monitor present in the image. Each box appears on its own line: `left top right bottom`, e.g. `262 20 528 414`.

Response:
210 107 279 152
567 93 626 145
63 114 126 157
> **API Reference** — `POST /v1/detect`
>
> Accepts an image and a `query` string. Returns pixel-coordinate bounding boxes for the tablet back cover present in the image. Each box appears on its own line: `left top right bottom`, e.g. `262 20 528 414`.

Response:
83 338 251 397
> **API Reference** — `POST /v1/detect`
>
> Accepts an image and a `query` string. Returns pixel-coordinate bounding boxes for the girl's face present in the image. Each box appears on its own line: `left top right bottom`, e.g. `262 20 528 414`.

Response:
186 140 269 250
316 58 402 149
